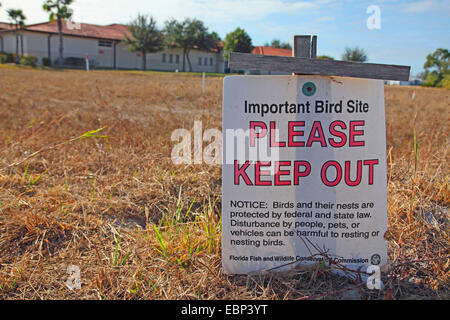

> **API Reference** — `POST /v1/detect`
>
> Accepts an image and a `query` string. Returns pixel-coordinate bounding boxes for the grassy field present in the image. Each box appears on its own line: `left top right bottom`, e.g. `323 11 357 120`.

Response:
0 66 448 300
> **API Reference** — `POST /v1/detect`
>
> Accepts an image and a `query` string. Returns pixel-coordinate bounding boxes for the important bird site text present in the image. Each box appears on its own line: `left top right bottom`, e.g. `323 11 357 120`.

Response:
244 99 370 117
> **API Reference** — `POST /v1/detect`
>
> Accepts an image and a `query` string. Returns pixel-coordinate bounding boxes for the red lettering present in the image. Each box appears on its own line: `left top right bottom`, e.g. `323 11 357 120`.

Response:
234 161 252 185
250 121 267 147
288 121 305 147
321 161 342 187
306 121 327 147
255 161 272 186
345 160 362 187
275 161 291 186
329 121 347 148
349 121 365 147
294 161 311 185
363 159 379 185
270 121 286 147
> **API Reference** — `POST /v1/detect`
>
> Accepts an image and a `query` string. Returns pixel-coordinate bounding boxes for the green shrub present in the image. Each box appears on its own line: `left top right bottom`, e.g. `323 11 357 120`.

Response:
19 55 38 67
441 74 450 90
423 72 439 87
0 52 7 64
4 53 26 63
6 53 17 63
42 57 51 67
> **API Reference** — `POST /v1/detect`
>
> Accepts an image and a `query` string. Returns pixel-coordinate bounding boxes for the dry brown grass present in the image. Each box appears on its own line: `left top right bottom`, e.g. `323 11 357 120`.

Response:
0 66 448 300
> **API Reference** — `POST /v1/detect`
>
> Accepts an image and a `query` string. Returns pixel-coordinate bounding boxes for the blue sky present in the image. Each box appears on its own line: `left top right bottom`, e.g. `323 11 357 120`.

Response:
1 0 449 75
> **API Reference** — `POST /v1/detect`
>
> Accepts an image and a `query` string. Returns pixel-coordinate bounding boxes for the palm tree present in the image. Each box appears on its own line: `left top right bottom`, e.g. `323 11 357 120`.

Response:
6 9 26 64
20 19 26 56
42 0 74 66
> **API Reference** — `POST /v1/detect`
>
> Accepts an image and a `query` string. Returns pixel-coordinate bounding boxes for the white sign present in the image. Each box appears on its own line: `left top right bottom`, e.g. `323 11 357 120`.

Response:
222 75 388 274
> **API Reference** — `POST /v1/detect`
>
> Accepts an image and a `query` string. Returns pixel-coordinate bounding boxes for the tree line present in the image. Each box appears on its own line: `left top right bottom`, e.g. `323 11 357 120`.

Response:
419 48 449 88
124 15 222 72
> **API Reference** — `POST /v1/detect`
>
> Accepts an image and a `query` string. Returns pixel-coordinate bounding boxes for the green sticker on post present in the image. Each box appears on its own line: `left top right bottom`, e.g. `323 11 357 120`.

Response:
302 82 316 96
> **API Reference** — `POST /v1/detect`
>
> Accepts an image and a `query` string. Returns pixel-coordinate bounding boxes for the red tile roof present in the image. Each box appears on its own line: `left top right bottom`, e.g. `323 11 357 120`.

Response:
4 21 223 52
0 22 13 30
252 46 292 57
24 21 130 41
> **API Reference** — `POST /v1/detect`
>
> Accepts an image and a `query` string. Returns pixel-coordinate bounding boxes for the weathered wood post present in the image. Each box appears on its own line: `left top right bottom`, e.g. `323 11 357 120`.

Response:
292 35 317 59
292 35 317 77
222 36 410 276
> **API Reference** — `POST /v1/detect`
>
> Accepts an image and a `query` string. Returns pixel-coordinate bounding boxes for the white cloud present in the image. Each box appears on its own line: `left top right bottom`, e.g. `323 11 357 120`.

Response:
400 0 445 13
254 21 290 38
0 0 320 25
316 16 335 22
135 0 319 25
315 0 336 3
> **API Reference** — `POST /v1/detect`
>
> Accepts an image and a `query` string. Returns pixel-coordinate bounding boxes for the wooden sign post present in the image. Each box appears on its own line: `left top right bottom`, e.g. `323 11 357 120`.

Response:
293 35 317 59
222 36 410 275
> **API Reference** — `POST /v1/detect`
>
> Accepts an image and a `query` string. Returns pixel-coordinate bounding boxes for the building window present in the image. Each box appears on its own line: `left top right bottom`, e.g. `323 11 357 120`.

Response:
210 57 213 66
204 57 207 66
176 54 180 64
198 57 202 66
98 40 113 48
169 54 173 63
162 53 166 63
